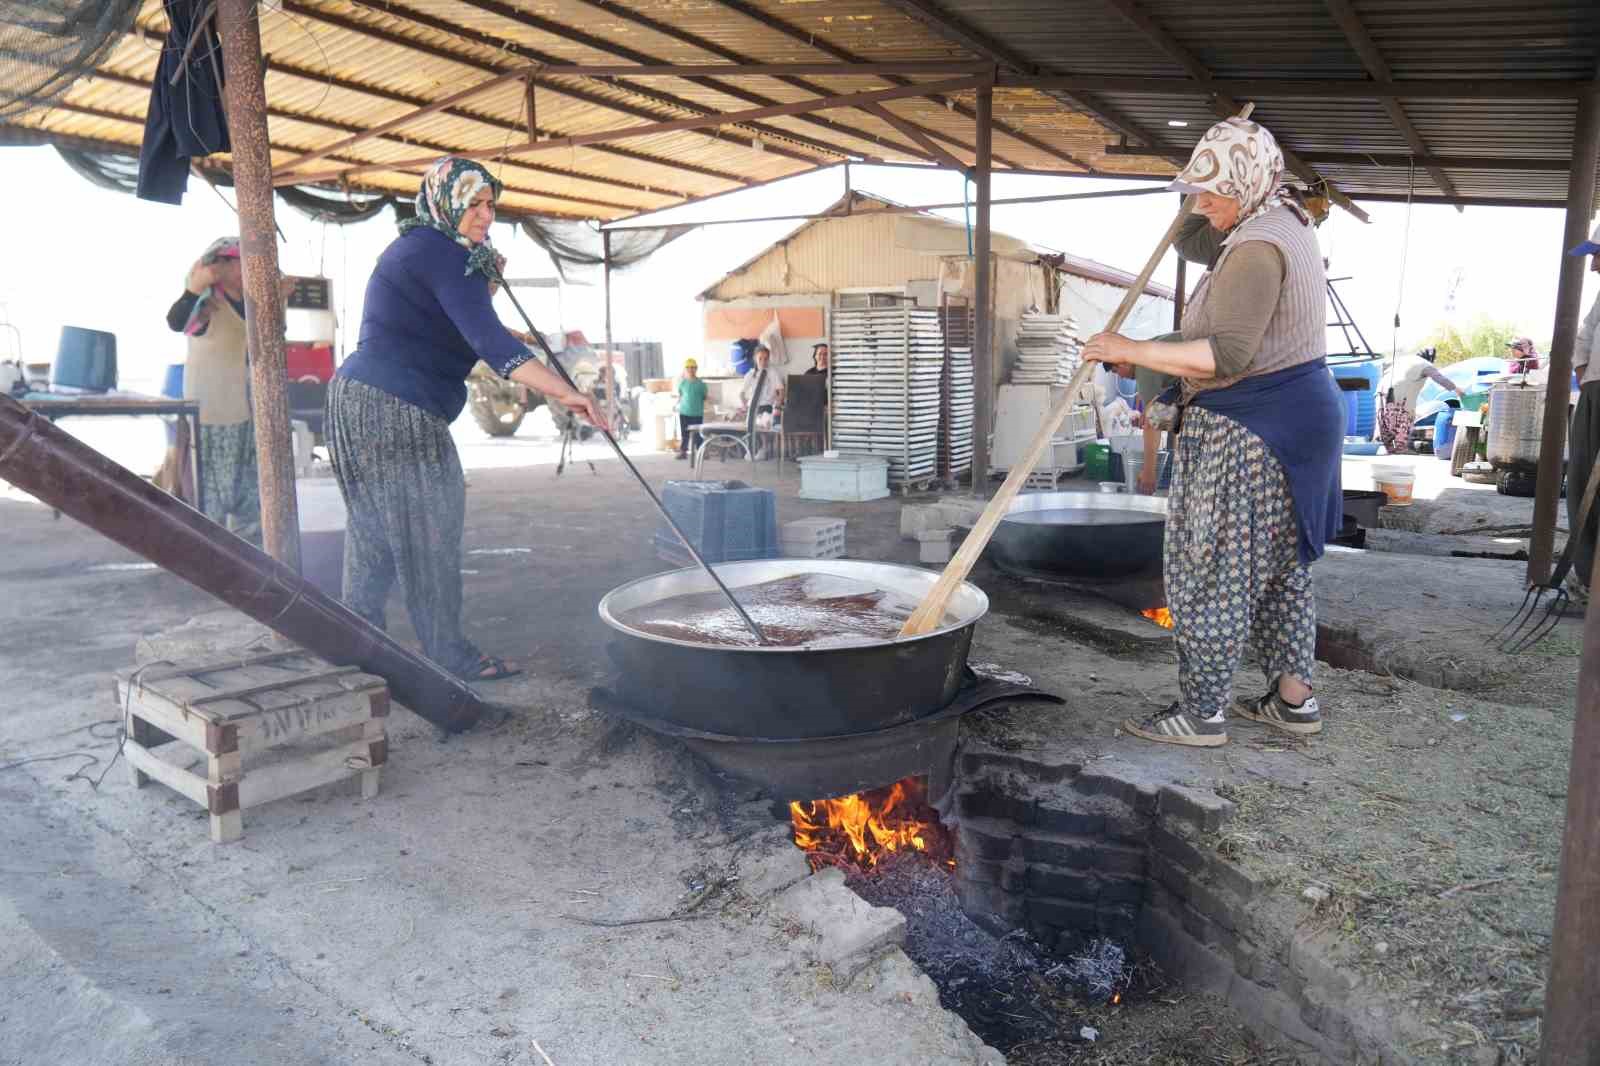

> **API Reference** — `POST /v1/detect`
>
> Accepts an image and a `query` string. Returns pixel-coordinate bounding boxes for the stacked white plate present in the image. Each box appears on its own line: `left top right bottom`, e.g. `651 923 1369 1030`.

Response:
1013 311 1085 386
941 344 974 477
830 308 946 485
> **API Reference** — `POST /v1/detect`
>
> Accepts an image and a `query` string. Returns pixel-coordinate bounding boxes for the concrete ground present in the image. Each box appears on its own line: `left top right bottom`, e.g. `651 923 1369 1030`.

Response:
0 418 1583 1065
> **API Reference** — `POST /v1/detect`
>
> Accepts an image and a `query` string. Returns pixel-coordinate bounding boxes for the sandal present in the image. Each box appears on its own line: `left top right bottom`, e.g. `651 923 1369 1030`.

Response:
466 655 522 682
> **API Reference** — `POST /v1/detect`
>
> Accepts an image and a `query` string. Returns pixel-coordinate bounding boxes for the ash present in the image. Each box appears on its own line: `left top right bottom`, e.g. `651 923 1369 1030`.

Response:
847 853 1129 1051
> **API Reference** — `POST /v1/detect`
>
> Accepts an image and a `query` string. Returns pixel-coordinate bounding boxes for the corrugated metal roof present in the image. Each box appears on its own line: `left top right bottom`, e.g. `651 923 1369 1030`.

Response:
2 0 1594 219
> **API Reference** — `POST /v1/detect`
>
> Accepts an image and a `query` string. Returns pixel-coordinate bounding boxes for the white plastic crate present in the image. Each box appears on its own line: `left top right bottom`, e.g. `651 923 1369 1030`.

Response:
798 453 889 502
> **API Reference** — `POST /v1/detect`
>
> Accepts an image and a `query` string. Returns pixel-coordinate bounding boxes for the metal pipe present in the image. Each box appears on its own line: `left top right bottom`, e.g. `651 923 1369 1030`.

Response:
970 83 993 491
1528 86 1600 586
0 394 487 733
491 276 771 646
216 0 301 571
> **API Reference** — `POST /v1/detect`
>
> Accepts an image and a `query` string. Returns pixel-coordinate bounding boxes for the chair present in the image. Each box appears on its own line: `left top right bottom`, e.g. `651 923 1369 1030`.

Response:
692 397 761 482
777 373 827 474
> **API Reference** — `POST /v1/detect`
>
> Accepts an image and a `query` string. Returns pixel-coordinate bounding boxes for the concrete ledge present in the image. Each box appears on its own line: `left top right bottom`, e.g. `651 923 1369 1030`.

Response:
773 868 907 985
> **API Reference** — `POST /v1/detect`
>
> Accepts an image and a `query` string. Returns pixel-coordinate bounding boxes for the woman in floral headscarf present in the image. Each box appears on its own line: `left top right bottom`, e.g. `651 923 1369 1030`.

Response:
327 157 606 683
1082 118 1344 749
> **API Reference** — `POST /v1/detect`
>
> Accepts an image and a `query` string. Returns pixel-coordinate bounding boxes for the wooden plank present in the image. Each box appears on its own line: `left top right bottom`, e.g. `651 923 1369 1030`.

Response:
234 690 381 756
122 741 208 806
237 739 375 810
119 682 215 749
123 673 256 726
123 649 310 684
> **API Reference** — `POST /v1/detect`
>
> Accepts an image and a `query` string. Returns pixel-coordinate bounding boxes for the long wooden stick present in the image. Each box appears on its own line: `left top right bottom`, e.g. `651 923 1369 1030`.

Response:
897 106 1257 638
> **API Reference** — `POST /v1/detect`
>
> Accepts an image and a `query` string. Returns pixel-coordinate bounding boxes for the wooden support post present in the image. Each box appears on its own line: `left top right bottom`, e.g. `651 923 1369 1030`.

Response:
217 0 301 570
1539 85 1600 1064
1528 86 1600 586
526 75 537 143
1173 245 1187 329
602 230 618 434
970 82 993 492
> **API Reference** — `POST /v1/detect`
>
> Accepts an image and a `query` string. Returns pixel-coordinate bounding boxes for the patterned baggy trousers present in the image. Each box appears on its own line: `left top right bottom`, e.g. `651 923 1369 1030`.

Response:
1165 407 1318 720
326 377 481 677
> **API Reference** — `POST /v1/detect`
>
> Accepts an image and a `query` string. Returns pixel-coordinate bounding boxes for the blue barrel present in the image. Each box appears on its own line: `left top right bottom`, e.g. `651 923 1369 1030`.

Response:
1434 408 1456 456
161 364 185 446
1330 361 1380 440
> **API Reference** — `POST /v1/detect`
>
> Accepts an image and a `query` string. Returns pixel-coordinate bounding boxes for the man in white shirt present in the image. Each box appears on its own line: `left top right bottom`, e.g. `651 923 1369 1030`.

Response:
1565 223 1600 604
1378 348 1464 455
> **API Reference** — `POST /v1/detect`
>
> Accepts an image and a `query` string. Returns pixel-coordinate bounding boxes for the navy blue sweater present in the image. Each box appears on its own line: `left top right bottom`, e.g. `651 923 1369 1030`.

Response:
337 228 531 421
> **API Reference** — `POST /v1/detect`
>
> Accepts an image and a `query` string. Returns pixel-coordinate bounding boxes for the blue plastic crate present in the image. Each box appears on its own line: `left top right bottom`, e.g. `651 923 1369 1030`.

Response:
656 480 778 563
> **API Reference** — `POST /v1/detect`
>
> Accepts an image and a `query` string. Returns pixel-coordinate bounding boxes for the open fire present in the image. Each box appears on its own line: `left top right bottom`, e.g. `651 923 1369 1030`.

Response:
789 775 953 872
1140 607 1174 629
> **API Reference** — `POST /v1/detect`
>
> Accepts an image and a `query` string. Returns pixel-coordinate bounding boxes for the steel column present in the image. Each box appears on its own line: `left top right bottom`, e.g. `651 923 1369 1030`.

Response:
216 0 300 569
1528 88 1600 587
971 84 993 492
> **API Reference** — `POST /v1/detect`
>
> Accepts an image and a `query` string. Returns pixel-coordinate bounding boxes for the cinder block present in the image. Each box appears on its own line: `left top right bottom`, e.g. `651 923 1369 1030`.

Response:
1085 842 1147 879
1073 768 1140 807
1027 896 1098 933
958 877 1024 928
1097 903 1139 939
1151 824 1210 871
1187 877 1242 933
1288 930 1356 1001
1019 832 1095 868
1159 783 1236 833
1149 853 1192 901
1104 811 1153 845
957 818 1017 861
960 788 1037 827
1225 975 1332 1056
1209 854 1260 901
1098 875 1147 904
1025 865 1098 901
1138 906 1235 994
918 532 953 564
1034 805 1105 838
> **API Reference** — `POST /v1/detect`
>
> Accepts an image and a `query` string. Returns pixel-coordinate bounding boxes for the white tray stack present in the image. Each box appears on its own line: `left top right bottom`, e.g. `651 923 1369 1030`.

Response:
941 342 975 478
830 307 946 488
1013 311 1085 386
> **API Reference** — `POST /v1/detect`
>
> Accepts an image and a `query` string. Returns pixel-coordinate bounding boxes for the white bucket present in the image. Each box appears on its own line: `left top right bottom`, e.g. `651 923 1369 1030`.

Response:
296 478 347 594
1371 462 1415 507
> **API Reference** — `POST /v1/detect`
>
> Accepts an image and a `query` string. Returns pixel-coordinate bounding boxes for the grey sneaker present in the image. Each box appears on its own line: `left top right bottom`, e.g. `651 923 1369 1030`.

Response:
1235 681 1323 735
1123 702 1228 747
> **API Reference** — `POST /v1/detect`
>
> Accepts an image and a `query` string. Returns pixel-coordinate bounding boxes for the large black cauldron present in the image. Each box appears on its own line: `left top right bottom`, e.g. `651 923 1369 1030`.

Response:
989 491 1167 582
598 559 988 739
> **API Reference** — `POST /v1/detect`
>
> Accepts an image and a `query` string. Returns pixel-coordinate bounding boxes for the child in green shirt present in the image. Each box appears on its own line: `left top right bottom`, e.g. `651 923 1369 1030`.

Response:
676 359 708 460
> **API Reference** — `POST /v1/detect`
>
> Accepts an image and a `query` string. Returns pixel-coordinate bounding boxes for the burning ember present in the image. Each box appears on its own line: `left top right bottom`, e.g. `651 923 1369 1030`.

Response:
1140 607 1174 629
789 775 952 872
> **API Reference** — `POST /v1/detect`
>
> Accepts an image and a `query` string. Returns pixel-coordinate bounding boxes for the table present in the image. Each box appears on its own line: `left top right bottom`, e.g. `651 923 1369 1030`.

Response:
21 393 204 513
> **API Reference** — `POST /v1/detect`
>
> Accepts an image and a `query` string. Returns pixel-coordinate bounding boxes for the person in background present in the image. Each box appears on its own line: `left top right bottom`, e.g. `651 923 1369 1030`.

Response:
164 236 289 543
326 156 605 683
740 344 782 459
1083 116 1344 750
806 343 829 375
1507 337 1542 376
1564 224 1600 606
674 358 707 460
1378 348 1463 455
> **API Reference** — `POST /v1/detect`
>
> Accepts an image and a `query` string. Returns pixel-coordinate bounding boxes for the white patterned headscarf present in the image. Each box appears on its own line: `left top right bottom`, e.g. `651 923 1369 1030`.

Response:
1169 118 1309 242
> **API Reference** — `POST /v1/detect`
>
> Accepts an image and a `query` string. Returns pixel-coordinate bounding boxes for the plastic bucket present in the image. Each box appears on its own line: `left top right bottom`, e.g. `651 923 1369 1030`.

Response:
296 478 347 596
1372 462 1415 507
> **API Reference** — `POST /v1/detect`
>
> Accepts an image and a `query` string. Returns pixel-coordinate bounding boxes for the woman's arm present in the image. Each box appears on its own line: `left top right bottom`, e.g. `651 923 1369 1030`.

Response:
166 291 201 333
507 358 607 429
1083 333 1217 377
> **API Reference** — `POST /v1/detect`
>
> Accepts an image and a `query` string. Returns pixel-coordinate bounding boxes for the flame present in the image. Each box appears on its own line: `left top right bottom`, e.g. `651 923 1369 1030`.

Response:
1140 607 1174 629
789 776 951 872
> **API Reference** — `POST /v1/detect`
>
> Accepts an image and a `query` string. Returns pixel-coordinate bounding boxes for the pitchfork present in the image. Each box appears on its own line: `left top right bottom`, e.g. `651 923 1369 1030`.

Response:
1492 455 1600 653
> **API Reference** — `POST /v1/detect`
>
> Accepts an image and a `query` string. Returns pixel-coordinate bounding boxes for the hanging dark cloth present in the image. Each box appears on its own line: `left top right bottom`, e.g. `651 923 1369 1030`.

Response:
137 0 230 205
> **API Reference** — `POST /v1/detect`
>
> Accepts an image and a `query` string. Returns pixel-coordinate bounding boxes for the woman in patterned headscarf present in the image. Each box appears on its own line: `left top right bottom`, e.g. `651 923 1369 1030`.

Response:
1082 117 1344 749
327 157 606 683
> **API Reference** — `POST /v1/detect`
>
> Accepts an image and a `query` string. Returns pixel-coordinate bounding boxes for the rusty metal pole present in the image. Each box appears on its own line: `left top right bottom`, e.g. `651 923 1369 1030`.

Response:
1527 86 1600 586
216 0 300 570
970 80 993 492
1173 252 1187 329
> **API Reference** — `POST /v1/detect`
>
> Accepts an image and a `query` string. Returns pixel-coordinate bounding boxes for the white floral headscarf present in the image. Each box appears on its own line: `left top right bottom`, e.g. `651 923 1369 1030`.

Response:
399 157 504 278
1169 118 1309 242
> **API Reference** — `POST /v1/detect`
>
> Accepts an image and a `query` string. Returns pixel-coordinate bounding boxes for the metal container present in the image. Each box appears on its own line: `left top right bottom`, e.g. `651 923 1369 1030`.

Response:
989 491 1167 582
1487 382 1543 470
598 559 988 738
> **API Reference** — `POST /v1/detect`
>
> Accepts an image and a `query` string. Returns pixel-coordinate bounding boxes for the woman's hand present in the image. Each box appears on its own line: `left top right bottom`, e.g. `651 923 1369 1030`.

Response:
561 390 610 432
186 259 222 295
1083 331 1141 368
1137 465 1158 495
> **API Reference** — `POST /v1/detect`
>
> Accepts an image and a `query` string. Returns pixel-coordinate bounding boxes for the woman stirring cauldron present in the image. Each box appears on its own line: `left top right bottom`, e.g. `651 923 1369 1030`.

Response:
327 157 606 682
1083 118 1343 748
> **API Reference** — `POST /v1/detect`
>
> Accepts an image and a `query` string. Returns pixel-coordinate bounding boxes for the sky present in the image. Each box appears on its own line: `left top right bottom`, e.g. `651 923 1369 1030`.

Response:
1 145 1595 393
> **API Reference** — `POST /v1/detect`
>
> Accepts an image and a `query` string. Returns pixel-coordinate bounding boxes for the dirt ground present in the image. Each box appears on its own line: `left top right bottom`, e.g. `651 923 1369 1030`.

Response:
0 419 1586 1065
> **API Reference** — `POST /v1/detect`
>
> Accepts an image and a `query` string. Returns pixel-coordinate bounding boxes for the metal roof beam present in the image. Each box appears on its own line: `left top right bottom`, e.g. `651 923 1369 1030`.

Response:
87 62 675 209
1105 144 1571 172
702 0 1092 171
281 0 823 168
1321 0 1462 210
1091 0 1367 222
1350 191 1570 210
532 61 992 78
285 78 984 186
449 0 943 166
880 0 1184 158
998 74 1593 100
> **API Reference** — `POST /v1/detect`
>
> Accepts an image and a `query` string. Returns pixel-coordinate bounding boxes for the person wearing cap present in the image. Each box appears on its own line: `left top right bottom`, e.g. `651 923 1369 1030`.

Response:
674 358 707 460
1082 117 1344 750
1564 223 1600 604
164 237 290 542
1379 347 1464 455
1506 337 1541 377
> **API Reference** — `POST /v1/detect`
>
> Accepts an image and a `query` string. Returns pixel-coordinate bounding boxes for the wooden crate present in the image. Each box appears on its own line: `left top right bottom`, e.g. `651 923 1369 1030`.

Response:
115 649 389 843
